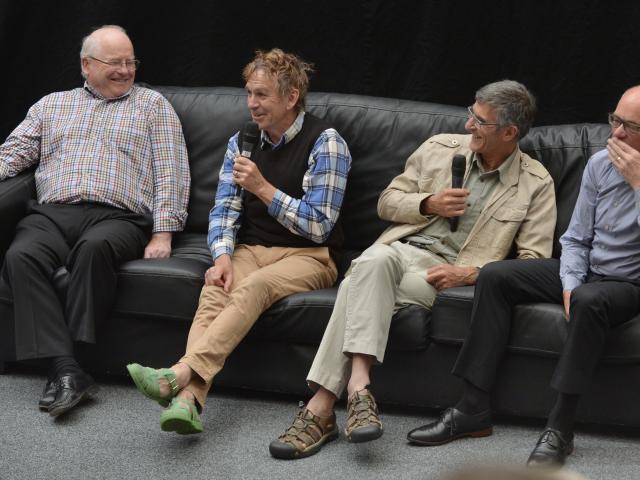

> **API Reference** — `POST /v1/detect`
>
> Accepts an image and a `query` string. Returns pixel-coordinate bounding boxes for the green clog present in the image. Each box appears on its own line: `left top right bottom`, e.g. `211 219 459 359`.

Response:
126 363 179 407
160 397 203 435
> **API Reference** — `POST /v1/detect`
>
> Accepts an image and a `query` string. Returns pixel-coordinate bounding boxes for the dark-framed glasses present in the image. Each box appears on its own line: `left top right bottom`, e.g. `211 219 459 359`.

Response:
467 106 499 128
608 113 640 135
88 56 140 70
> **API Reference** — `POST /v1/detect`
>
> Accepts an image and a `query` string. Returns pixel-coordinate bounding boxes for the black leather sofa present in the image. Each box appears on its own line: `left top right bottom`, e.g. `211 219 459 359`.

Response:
1 86 638 427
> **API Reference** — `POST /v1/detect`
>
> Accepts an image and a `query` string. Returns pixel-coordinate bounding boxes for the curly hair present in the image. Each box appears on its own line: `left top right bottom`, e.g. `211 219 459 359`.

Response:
243 48 314 112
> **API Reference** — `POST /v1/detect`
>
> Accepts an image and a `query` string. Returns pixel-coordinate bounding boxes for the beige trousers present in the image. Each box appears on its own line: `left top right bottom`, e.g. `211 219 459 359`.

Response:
307 241 446 397
180 244 337 408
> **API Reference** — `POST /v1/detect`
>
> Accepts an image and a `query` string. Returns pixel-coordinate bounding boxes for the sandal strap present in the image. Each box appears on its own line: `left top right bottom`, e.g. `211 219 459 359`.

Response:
346 388 382 433
278 407 334 449
158 368 179 396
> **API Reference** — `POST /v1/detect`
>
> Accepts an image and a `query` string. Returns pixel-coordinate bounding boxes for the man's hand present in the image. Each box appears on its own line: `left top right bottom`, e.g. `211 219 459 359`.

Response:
144 232 172 258
607 137 640 189
205 254 233 292
563 289 571 321
420 188 470 217
426 264 479 291
233 155 276 203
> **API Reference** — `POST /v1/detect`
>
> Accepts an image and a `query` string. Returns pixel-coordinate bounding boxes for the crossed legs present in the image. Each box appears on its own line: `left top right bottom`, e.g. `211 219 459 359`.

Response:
271 241 444 458
128 245 337 433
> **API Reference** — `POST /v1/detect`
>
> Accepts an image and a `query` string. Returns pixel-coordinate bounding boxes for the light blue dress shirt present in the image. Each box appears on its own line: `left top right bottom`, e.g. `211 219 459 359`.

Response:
560 148 640 290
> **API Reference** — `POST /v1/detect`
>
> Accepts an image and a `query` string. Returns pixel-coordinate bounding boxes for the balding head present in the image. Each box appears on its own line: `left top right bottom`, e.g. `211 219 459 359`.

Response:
79 25 136 99
80 25 132 61
610 85 640 153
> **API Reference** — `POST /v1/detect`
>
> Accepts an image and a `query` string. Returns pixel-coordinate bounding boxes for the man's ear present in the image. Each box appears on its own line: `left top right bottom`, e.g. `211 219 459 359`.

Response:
502 125 519 142
81 57 90 78
287 88 300 111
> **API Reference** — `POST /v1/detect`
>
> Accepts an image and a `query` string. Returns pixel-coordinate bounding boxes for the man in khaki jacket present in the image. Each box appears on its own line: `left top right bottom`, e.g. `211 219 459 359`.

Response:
269 80 556 459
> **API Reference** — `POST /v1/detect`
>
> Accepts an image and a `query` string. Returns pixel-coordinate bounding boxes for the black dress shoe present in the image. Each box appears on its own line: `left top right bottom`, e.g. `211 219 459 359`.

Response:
38 377 60 411
526 428 574 468
407 407 492 446
48 372 99 417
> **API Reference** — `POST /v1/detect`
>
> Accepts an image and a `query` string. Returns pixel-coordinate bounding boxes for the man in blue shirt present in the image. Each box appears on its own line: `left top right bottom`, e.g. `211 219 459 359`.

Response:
126 48 351 434
406 86 640 468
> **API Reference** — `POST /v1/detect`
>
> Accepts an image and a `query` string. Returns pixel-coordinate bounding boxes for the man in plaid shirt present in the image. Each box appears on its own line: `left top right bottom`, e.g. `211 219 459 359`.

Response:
127 48 351 435
0 25 189 416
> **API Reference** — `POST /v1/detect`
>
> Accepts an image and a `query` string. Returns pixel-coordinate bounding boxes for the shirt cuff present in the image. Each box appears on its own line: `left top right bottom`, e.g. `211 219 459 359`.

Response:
212 241 234 261
153 210 187 233
561 275 582 292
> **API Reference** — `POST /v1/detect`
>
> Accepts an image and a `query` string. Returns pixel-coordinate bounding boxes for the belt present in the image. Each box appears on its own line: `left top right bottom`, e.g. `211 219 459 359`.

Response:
401 239 431 250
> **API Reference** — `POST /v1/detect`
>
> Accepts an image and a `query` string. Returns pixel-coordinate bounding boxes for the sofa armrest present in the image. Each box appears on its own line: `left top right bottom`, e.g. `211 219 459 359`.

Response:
0 170 36 260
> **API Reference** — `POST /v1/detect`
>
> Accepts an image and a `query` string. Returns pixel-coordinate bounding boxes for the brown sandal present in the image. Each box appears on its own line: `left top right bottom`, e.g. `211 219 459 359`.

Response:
269 405 338 459
345 387 383 443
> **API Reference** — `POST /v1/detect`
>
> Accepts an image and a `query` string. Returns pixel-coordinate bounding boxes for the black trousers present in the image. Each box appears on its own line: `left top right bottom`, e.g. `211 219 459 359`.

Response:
1 202 151 360
452 258 640 395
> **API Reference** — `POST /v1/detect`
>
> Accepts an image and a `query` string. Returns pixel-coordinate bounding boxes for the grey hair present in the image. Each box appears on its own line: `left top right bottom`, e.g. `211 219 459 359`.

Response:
475 80 536 139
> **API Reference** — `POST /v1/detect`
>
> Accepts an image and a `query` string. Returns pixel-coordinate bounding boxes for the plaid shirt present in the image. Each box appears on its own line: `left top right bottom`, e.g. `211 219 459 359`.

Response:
208 111 352 260
0 83 190 232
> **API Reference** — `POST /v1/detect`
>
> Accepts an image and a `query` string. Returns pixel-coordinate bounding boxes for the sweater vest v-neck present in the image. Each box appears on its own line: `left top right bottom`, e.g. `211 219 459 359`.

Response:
237 113 343 249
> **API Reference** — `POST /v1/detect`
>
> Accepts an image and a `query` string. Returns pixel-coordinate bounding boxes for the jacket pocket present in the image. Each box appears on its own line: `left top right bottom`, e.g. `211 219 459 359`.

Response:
491 206 528 222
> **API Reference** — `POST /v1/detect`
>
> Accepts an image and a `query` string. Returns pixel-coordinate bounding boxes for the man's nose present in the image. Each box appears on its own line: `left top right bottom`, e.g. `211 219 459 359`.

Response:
464 116 475 132
612 123 626 138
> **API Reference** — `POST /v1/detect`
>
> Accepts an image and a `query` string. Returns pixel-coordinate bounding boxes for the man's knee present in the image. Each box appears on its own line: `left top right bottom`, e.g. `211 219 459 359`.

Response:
477 260 516 288
5 243 41 269
66 237 117 274
569 284 609 326
351 243 399 271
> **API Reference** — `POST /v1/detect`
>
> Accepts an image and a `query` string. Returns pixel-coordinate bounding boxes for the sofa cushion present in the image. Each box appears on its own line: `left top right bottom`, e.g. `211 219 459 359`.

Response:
430 285 640 363
248 290 431 352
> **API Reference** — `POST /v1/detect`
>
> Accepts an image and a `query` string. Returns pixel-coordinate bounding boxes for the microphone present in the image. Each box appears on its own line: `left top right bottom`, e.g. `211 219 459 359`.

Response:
449 154 466 232
236 121 260 195
240 121 260 159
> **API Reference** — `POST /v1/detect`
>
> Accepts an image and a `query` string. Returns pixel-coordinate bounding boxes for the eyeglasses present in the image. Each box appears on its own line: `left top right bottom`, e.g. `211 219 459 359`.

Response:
608 113 640 135
88 56 140 70
467 106 499 129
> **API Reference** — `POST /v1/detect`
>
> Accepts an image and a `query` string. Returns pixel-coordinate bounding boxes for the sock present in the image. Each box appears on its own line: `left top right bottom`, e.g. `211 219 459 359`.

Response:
546 392 580 436
455 380 490 415
49 356 83 378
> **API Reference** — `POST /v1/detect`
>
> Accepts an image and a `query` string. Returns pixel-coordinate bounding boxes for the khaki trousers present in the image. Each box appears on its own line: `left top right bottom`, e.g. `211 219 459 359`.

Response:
180 244 337 408
307 241 446 397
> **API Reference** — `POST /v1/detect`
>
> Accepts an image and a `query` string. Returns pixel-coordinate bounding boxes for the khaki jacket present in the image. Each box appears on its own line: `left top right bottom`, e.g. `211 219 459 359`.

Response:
375 134 556 267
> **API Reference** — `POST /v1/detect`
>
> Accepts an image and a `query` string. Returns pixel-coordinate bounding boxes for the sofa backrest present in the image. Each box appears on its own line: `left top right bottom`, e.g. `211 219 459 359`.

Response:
155 86 610 259
520 125 609 257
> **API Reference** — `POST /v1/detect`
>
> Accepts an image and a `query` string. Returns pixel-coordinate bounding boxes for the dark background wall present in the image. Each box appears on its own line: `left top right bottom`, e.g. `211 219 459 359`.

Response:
2 0 640 141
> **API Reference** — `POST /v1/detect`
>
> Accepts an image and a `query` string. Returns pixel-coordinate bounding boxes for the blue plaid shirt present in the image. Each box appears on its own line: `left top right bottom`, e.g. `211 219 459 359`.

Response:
207 111 352 260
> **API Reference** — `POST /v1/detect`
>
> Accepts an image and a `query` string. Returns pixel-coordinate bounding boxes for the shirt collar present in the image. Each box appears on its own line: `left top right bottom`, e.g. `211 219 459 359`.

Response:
83 81 134 101
261 111 305 149
472 146 519 185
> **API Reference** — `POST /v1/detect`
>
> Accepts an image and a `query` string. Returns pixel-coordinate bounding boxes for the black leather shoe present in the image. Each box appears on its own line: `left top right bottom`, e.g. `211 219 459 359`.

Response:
48 372 99 417
407 407 492 446
38 377 60 411
526 428 574 468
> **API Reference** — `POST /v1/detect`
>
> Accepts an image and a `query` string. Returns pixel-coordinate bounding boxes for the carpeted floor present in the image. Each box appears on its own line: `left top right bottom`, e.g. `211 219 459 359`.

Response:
0 372 638 480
